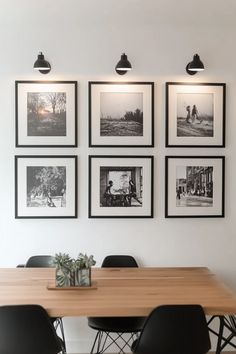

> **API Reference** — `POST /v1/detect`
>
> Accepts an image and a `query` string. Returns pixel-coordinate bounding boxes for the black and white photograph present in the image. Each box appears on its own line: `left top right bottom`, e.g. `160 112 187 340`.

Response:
176 165 213 207
100 166 143 207
27 166 66 208
15 81 77 147
166 82 226 147
177 93 213 137
89 82 154 147
100 92 143 136
89 155 153 218
165 156 225 218
27 92 67 136
15 155 77 218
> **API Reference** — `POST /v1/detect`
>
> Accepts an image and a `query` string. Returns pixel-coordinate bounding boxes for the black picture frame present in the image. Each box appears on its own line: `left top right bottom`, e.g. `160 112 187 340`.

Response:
89 81 154 147
165 156 225 218
89 155 154 218
15 155 77 219
166 82 226 147
15 81 78 147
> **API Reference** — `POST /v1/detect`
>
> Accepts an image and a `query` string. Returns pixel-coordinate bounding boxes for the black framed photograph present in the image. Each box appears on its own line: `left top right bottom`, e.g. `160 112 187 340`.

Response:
89 155 153 218
15 81 77 147
15 155 77 218
166 82 226 147
89 82 154 147
165 156 225 218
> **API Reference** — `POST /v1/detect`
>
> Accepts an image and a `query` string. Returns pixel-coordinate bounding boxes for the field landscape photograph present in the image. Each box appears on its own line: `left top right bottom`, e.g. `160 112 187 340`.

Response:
100 92 143 136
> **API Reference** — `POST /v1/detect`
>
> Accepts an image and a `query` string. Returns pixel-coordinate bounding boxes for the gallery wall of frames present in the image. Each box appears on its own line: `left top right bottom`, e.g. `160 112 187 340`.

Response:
14 80 225 219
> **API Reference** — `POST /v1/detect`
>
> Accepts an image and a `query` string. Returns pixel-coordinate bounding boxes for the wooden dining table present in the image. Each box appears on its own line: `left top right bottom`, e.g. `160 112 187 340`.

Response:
0 267 235 353
0 266 235 316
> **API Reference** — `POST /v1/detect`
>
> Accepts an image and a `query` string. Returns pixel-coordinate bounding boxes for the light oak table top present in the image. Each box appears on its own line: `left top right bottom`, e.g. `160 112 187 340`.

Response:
0 267 235 317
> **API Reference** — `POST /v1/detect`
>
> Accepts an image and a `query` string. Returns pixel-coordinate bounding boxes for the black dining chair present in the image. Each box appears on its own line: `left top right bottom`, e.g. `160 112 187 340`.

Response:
0 304 64 354
26 255 54 267
88 255 146 354
20 255 66 352
131 304 211 354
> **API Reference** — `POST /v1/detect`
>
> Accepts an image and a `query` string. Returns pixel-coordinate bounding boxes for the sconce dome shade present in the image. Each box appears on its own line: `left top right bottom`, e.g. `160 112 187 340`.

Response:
186 54 204 75
115 53 132 75
33 52 51 74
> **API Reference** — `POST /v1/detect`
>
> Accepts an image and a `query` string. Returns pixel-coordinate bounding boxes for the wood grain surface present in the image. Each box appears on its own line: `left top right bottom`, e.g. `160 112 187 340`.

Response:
0 267 235 317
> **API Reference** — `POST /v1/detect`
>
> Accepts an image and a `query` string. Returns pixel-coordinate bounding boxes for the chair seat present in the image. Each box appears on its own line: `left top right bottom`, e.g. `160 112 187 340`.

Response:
88 316 146 333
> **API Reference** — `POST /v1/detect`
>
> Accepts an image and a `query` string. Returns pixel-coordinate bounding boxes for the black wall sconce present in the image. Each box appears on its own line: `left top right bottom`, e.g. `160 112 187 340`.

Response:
115 53 132 75
33 52 51 74
186 54 204 75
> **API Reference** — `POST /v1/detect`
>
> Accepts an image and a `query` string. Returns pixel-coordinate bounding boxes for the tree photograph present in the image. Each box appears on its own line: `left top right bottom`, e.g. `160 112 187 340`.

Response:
27 91 66 136
27 166 66 208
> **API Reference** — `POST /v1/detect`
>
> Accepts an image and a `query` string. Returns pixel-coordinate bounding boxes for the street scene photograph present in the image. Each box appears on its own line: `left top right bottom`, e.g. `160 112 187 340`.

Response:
176 165 213 207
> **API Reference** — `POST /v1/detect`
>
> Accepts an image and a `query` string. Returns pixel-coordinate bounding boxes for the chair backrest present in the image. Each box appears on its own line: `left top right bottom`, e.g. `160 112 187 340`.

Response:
133 304 211 354
25 255 54 268
0 305 62 354
102 255 138 268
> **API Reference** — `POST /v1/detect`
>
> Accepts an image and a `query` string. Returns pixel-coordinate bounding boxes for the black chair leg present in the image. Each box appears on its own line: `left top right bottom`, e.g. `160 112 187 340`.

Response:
90 331 139 354
91 331 109 354
90 331 100 354
54 318 66 353
209 315 236 354
216 316 224 354
220 332 235 352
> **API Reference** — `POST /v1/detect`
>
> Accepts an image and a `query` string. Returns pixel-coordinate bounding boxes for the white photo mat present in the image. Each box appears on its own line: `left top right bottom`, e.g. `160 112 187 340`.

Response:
166 156 225 217
15 156 77 218
89 82 154 146
16 81 77 146
166 83 225 146
89 156 153 217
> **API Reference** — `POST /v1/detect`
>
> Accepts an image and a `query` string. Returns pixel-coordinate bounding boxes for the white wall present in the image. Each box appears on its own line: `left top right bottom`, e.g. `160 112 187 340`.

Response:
0 0 236 352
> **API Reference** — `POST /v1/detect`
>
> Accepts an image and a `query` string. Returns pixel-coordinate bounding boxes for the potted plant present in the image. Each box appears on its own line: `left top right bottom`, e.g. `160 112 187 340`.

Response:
53 252 73 287
53 252 96 287
74 253 96 286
